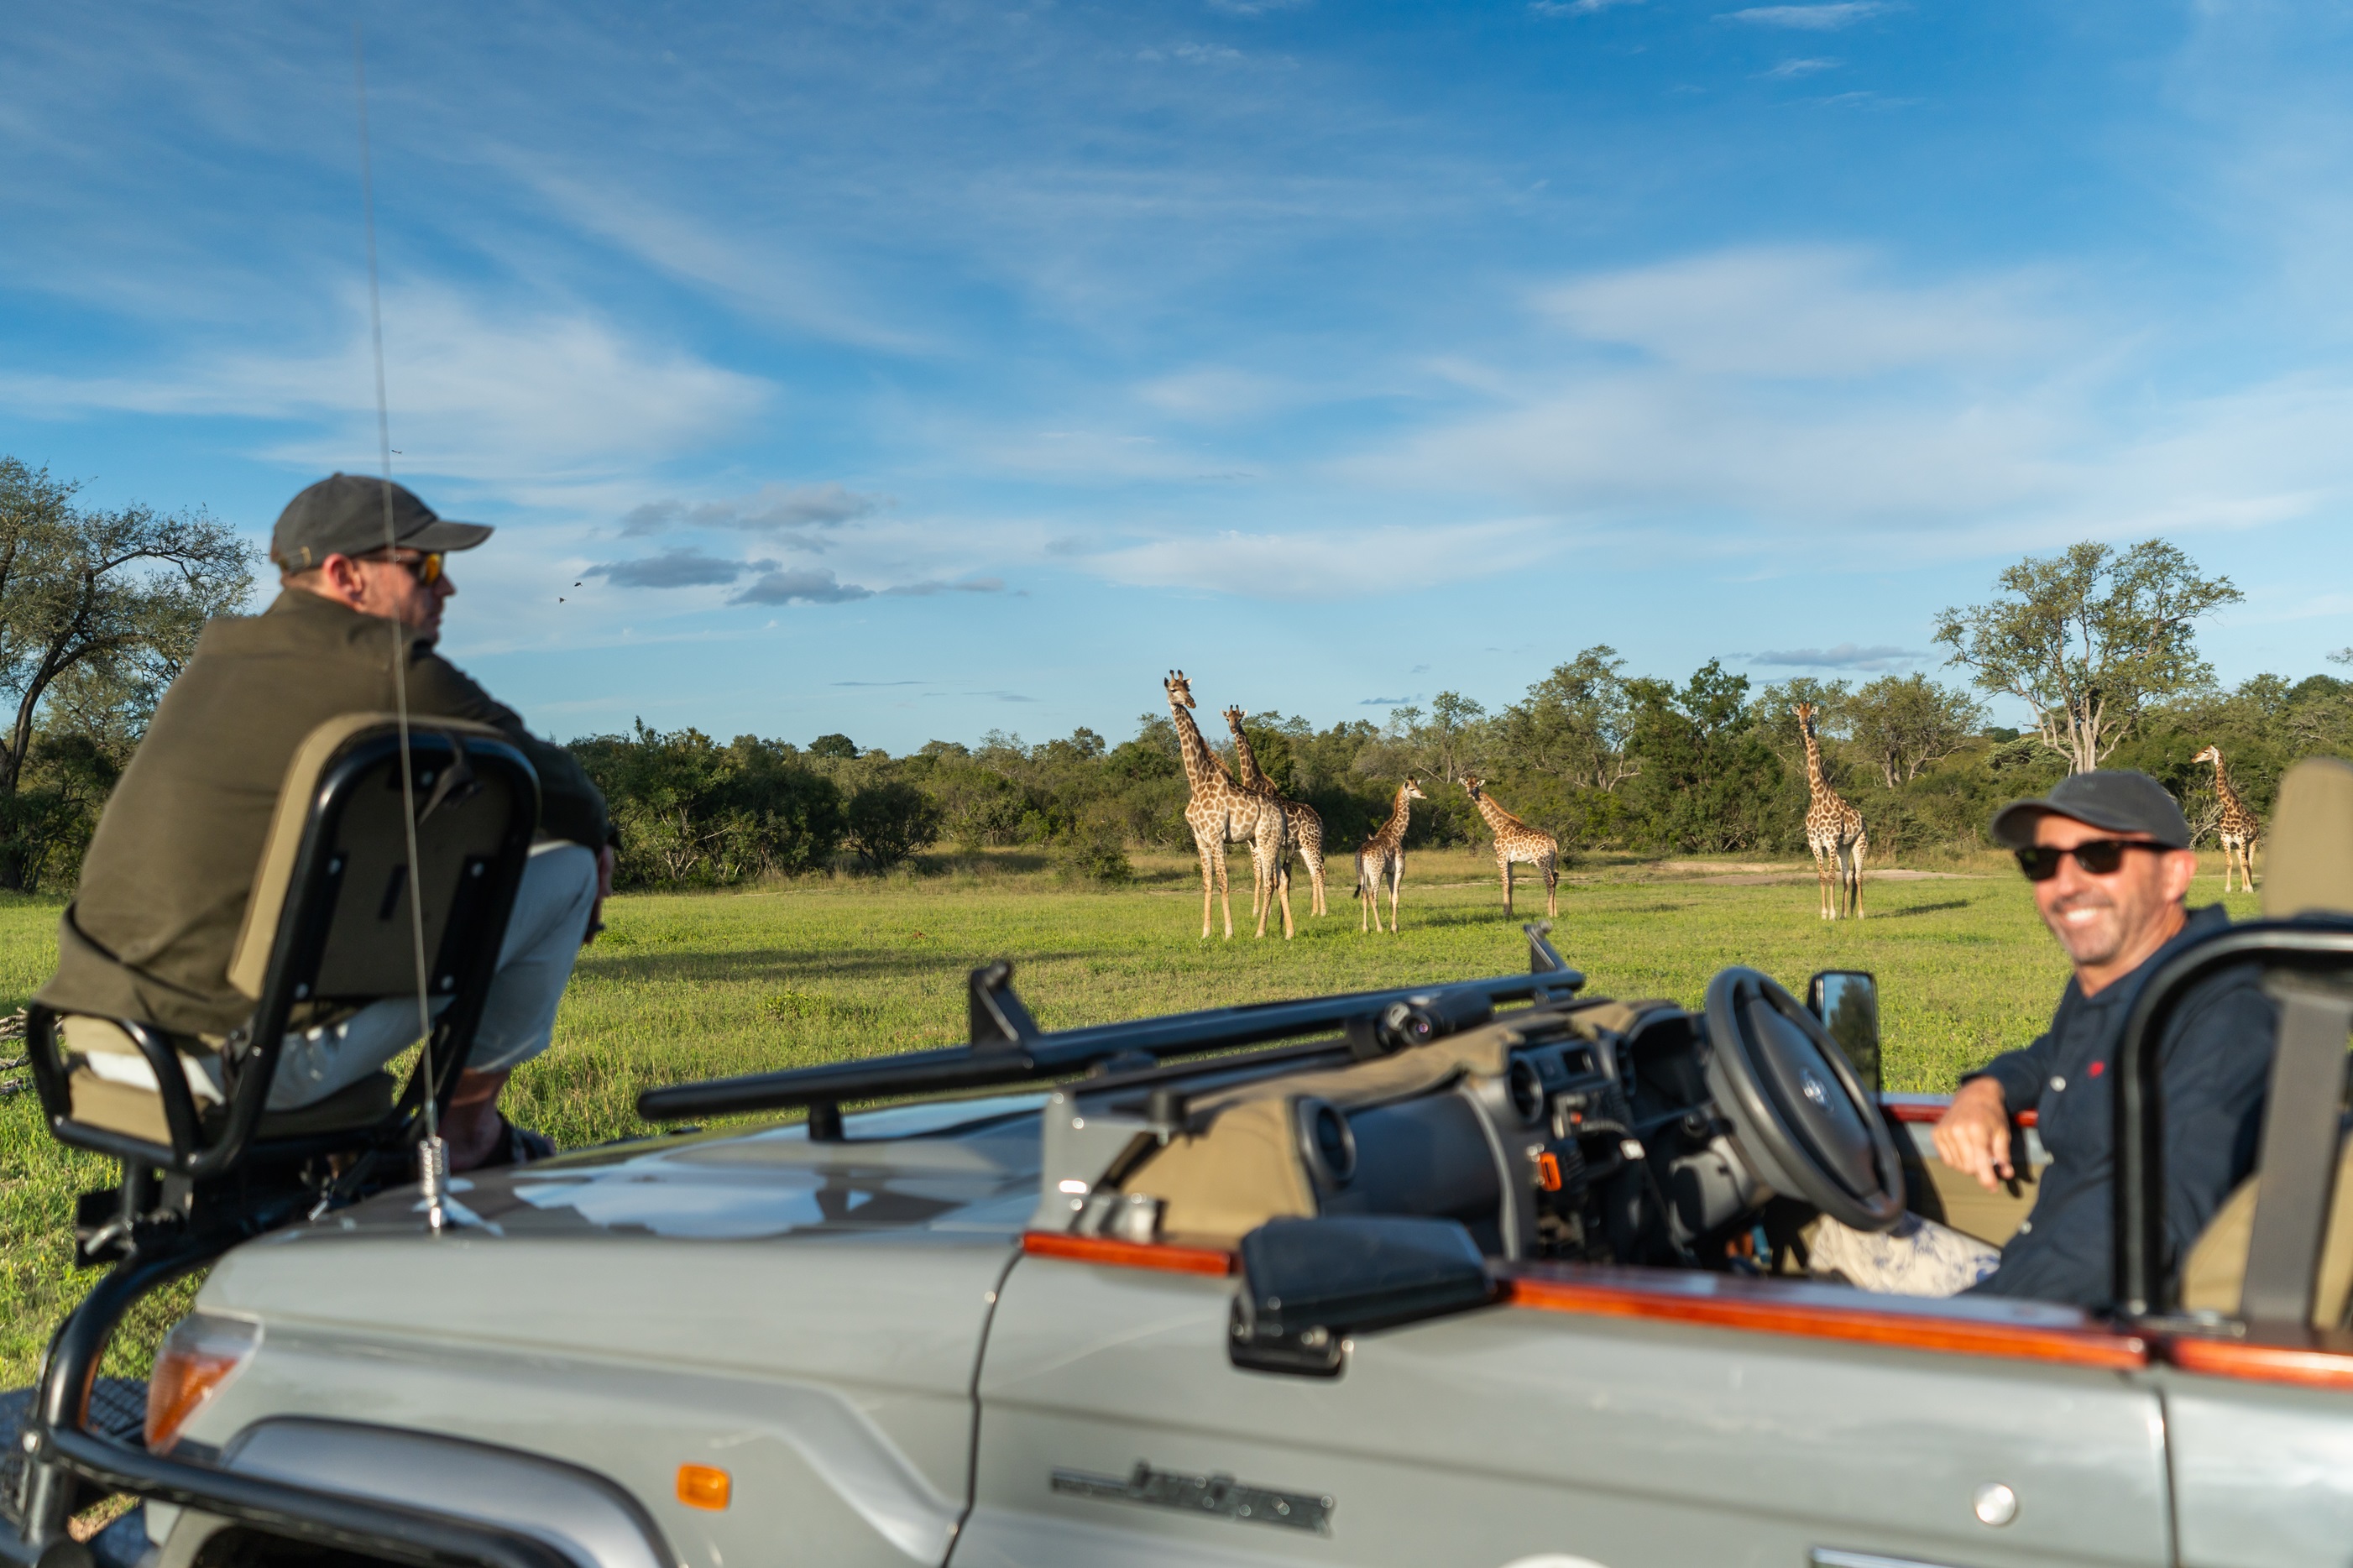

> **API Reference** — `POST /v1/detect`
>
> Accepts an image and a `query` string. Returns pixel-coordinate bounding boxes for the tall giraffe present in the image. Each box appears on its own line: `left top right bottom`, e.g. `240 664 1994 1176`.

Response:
1223 706 1329 917
1164 672 1294 940
2192 745 2261 892
1461 776 1560 919
1795 702 1867 921
1354 780 1426 934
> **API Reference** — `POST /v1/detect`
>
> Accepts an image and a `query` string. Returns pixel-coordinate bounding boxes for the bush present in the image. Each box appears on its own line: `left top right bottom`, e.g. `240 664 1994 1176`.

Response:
1054 817 1135 885
844 780 944 870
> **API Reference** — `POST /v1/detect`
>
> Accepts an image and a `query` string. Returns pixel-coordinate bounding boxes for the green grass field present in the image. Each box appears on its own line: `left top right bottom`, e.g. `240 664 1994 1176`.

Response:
0 847 2264 1386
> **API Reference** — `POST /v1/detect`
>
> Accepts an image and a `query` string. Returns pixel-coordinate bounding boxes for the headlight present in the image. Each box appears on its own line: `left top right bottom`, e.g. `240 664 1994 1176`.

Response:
144 1314 261 1454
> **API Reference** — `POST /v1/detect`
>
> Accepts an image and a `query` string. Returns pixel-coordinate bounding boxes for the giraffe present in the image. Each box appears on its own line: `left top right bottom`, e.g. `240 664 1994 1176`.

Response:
1461 776 1560 920
2192 744 2261 892
1795 702 1867 920
1164 672 1294 940
1223 706 1330 917
1354 780 1427 934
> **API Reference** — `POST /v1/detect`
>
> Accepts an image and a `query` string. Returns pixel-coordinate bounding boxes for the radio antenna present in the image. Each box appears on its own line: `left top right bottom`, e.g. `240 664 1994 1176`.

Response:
353 22 447 1230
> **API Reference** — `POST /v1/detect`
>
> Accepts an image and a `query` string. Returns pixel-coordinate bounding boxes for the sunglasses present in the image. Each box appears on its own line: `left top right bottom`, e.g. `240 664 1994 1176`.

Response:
363 550 446 587
2015 839 2167 882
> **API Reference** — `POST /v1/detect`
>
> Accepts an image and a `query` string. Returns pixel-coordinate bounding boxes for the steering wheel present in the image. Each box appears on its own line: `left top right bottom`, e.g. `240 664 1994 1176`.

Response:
1702 967 1907 1232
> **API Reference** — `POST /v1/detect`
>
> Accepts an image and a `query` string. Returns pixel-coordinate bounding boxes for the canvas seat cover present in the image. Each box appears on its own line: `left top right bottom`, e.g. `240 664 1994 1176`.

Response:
59 712 513 1145
2179 755 2353 1325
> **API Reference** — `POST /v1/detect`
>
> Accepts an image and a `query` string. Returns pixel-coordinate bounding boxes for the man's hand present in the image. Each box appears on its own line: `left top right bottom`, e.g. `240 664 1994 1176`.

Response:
586 844 615 943
1932 1076 2014 1191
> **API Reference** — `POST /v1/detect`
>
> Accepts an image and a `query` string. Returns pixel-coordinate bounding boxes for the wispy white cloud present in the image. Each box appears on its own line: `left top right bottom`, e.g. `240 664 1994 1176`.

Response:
1762 56 1841 76
0 280 767 489
1751 643 1922 671
1534 246 2048 378
1725 3 1890 29
1075 518 1559 598
1530 0 1647 14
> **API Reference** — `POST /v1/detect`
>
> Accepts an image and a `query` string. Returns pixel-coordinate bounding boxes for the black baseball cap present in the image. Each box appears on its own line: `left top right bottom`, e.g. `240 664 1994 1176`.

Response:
270 473 493 573
1990 769 2193 850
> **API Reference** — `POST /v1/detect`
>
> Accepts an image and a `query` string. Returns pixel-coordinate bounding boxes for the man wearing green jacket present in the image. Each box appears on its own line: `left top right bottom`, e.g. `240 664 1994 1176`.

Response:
39 474 614 1169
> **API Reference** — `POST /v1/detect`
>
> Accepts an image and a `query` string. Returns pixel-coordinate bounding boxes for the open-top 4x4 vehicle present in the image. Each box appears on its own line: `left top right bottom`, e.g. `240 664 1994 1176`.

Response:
8 725 2353 1568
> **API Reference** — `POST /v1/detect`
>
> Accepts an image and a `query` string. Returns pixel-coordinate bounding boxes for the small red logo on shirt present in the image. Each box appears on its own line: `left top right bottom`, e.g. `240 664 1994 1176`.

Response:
2089 1060 2105 1077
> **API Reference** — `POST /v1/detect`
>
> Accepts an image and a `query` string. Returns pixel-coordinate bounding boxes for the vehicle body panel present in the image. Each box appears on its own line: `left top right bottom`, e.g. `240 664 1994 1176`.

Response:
966 1253 2173 1568
2159 1369 2353 1568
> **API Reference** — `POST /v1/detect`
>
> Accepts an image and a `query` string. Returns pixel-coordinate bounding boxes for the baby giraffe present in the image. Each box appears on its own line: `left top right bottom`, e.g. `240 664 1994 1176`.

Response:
1461 776 1560 919
1356 779 1427 934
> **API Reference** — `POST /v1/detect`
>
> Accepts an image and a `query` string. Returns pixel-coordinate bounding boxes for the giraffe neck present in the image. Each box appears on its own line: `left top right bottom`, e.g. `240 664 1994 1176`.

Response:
1169 700 1226 793
1472 792 1518 834
2210 752 2241 803
1801 728 1833 801
1378 787 1413 844
1229 724 1269 792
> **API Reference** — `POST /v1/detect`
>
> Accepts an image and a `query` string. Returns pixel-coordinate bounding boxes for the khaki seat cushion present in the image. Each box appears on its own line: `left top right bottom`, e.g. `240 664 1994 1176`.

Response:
65 1064 398 1146
2181 1135 2353 1327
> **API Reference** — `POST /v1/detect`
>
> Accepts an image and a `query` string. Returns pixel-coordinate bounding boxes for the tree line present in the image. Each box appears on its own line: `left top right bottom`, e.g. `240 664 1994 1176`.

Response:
1 452 2341 894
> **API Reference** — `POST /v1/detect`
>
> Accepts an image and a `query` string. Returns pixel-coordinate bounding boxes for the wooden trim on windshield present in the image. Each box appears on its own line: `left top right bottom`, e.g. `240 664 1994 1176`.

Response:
1022 1231 1236 1277
1503 1268 2146 1370
2162 1330 2353 1392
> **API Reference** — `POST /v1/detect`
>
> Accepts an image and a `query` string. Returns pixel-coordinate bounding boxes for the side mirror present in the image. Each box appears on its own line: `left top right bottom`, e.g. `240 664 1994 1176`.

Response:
1230 1216 1496 1377
1807 970 1882 1096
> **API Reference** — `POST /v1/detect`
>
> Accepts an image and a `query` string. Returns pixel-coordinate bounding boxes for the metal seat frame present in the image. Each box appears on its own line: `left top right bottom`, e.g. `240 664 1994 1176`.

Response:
7 726 541 1568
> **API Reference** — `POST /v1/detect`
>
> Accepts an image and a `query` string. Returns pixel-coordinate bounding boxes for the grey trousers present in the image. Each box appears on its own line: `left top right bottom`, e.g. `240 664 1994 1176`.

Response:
265 840 599 1110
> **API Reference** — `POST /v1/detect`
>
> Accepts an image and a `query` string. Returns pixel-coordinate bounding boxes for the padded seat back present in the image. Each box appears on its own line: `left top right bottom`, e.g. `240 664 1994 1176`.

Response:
30 714 539 1179
2178 756 2353 1324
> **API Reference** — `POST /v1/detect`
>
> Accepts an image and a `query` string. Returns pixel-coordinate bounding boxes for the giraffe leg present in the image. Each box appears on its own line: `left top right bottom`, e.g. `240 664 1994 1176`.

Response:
2220 839 2233 894
1388 855 1403 933
1813 843 1833 920
1274 834 1295 940
1216 846 1235 940
1501 855 1513 918
2248 838 2259 890
1546 854 1558 920
1197 839 1217 940
1851 832 1866 919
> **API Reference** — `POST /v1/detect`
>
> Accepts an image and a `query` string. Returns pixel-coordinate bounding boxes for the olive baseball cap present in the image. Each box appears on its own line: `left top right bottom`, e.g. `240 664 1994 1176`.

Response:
270 473 493 573
1990 769 2193 850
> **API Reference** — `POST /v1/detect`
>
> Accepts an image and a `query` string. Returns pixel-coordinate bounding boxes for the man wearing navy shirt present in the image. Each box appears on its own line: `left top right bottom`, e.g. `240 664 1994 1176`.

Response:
1936 770 2276 1307
1812 770 2276 1308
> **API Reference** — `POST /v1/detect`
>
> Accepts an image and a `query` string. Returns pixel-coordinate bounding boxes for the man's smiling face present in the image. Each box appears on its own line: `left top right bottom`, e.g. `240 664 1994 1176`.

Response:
2031 813 2198 980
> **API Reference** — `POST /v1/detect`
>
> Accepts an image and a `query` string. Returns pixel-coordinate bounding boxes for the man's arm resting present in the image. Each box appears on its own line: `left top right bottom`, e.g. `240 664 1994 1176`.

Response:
1933 1076 2015 1191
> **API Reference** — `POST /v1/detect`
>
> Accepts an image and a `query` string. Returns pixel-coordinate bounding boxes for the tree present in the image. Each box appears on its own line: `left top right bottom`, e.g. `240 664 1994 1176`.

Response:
844 780 943 870
1385 691 1489 785
1846 673 1987 787
1933 539 2241 774
1496 646 1640 792
0 459 255 886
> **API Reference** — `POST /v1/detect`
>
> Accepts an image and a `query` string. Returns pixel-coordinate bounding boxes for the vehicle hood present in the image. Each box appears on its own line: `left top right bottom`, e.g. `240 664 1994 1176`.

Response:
316 1095 1048 1243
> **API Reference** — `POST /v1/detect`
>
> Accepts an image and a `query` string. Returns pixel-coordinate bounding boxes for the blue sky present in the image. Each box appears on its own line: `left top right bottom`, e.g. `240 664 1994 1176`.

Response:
5 1 2351 751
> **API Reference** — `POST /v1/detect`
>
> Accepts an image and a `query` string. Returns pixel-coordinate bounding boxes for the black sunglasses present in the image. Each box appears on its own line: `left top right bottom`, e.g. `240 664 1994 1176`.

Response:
360 549 445 587
2015 839 2168 882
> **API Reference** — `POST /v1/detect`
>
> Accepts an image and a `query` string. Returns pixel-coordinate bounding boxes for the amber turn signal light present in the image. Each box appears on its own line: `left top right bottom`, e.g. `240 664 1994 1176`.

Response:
677 1464 731 1511
145 1315 262 1454
1535 1152 1563 1193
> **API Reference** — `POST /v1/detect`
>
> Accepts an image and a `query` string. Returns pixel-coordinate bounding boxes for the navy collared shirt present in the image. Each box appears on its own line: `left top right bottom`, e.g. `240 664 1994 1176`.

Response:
1964 904 2277 1309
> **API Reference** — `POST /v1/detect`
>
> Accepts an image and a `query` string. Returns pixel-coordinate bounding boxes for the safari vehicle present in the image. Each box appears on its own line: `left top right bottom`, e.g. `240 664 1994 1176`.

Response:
7 730 2353 1568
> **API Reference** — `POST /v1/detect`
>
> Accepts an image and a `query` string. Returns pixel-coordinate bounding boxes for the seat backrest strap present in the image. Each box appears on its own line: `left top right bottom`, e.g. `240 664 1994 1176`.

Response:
2242 980 2353 1326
